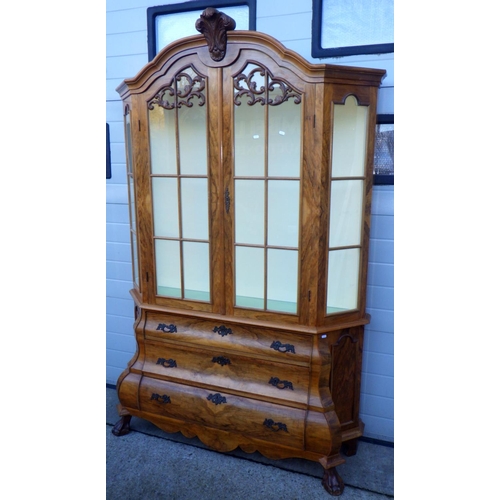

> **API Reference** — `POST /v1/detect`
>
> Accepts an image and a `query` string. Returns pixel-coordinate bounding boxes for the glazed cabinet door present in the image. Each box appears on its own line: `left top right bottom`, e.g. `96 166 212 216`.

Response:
222 58 307 323
139 59 225 313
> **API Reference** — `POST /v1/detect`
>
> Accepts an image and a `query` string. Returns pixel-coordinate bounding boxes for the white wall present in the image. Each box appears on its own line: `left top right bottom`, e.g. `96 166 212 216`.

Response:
106 0 394 443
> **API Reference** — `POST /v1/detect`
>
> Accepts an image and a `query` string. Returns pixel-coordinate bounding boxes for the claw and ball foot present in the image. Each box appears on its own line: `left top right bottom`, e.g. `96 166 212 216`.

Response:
112 415 132 436
322 467 345 496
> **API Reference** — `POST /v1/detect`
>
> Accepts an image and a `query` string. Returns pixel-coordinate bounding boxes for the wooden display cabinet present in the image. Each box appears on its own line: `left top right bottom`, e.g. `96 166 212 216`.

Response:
112 8 385 496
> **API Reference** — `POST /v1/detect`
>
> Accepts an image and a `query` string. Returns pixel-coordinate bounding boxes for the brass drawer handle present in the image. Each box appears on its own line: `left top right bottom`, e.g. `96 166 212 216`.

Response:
263 418 288 432
151 393 171 404
156 357 177 368
213 325 233 337
212 356 231 366
269 377 293 390
157 323 177 333
270 340 295 354
207 393 227 405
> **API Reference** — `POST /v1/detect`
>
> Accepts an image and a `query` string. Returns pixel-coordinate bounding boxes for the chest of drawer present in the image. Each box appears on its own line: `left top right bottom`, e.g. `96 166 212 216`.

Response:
139 376 305 449
143 340 309 406
144 312 312 364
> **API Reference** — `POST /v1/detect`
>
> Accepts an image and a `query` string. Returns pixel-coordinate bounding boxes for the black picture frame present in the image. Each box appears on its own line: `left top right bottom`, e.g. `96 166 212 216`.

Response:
311 0 394 59
147 0 257 61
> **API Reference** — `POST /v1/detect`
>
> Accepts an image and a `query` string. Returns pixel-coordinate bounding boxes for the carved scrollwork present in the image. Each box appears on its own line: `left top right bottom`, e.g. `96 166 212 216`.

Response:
234 63 301 107
195 8 236 62
148 66 206 110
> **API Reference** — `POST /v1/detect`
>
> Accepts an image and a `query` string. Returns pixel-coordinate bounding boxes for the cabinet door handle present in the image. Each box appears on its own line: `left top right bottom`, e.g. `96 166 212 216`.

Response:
207 393 227 405
156 357 177 368
156 323 177 333
212 356 231 366
263 418 288 432
269 377 293 390
270 340 295 353
213 325 233 337
151 393 171 404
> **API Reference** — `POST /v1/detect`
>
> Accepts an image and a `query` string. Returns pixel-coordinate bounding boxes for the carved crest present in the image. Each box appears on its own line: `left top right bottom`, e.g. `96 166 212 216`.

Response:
195 8 236 62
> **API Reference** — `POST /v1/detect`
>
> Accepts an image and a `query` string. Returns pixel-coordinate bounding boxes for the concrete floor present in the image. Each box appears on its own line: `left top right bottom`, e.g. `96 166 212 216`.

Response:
106 387 394 499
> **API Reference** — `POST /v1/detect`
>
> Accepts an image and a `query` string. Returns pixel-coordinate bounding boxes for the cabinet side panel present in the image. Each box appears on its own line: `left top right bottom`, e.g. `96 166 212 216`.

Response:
330 327 363 429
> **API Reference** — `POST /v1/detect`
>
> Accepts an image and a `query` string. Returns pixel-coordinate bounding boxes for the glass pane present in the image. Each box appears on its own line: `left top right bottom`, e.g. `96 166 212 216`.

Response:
268 99 301 177
329 180 363 247
125 113 134 174
152 178 179 238
155 239 182 298
132 231 139 285
326 248 360 313
156 6 250 53
234 103 265 177
183 241 210 302
235 246 264 309
235 180 265 245
180 178 209 240
332 96 368 177
267 249 298 313
178 101 207 175
321 0 394 48
149 105 177 175
267 180 299 248
129 176 136 230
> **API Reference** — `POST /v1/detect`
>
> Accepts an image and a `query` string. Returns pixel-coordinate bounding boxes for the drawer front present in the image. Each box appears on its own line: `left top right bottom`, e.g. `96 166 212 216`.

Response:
143 341 309 405
139 377 305 449
145 312 311 364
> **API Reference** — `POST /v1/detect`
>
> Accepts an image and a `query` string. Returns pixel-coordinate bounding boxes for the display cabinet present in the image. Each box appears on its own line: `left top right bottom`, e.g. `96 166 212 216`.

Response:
112 8 385 496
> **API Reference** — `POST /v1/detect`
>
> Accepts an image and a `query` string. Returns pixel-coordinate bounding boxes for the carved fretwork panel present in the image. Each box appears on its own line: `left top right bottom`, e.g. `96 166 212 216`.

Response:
148 66 206 110
234 63 302 107
330 328 363 428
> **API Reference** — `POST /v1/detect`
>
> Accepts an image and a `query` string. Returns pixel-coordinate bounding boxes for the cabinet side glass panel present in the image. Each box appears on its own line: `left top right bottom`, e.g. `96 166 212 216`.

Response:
125 110 139 288
233 63 302 314
148 65 210 302
331 96 367 178
329 180 363 247
327 249 360 313
326 96 368 314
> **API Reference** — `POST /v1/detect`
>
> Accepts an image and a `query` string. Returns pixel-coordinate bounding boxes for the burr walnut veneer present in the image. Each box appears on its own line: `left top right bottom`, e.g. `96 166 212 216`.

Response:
113 9 385 496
